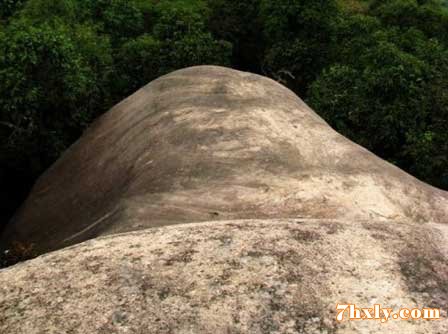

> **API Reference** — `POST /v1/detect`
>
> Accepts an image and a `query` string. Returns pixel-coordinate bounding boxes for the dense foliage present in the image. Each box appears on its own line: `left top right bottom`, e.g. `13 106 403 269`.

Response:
1 0 448 231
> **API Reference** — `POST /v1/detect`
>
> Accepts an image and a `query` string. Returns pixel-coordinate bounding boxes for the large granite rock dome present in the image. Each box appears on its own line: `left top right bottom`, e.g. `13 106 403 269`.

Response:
1 219 447 333
1 66 448 333
1 66 447 255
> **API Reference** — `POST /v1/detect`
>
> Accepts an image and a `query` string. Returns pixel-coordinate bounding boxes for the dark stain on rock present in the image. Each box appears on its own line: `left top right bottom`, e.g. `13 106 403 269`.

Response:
291 229 321 243
398 230 448 311
320 222 344 235
164 249 197 266
362 221 403 241
212 234 233 247
246 250 265 258
158 287 171 301
111 310 127 325
370 233 388 241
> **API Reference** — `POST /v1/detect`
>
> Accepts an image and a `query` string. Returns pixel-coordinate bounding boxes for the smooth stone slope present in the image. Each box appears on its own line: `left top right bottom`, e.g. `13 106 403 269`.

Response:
1 65 447 255
1 219 447 334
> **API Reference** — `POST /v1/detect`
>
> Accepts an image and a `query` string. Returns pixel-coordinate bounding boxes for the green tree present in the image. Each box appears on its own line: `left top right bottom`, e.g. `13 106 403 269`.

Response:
370 0 448 42
260 0 340 94
0 21 100 161
21 0 149 44
0 19 113 227
114 0 232 94
152 0 232 73
0 0 25 20
207 0 263 72
115 35 162 94
83 0 146 43
308 28 448 188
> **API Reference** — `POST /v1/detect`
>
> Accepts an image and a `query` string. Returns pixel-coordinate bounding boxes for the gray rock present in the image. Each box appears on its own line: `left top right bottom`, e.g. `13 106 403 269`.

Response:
0 66 447 333
1 66 446 255
1 219 447 333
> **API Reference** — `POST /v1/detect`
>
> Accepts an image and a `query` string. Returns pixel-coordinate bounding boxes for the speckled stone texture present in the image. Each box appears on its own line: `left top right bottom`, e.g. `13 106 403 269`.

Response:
1 66 448 334
1 219 447 334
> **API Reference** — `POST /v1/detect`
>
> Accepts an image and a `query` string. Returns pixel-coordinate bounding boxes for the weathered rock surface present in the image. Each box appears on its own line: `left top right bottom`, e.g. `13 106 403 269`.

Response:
1 66 448 333
1 66 447 255
1 219 447 333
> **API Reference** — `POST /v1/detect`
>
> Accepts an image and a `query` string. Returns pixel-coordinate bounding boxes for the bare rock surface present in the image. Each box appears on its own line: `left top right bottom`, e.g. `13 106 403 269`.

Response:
1 219 447 334
1 66 447 254
1 66 448 333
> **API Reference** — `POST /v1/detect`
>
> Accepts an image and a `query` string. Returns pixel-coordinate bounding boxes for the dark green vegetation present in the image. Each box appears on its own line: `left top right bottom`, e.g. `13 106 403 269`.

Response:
1 0 448 233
